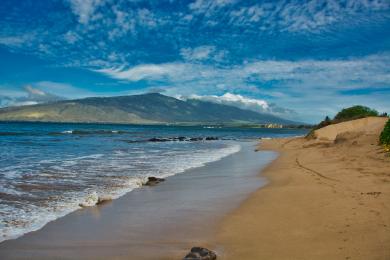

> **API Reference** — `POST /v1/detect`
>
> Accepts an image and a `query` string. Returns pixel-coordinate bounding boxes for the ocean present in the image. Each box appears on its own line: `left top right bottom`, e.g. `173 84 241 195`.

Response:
0 122 308 242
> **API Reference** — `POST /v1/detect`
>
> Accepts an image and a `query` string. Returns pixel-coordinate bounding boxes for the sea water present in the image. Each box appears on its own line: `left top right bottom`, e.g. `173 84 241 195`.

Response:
0 122 307 242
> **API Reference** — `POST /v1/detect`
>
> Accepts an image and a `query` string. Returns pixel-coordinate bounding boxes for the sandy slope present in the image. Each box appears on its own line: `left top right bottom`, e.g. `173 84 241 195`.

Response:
216 117 390 260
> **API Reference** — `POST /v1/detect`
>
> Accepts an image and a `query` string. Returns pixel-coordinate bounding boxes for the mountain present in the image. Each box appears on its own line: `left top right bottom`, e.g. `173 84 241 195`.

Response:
0 93 297 125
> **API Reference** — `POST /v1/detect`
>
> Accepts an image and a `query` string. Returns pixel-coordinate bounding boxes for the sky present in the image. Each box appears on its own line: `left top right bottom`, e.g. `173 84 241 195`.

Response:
0 0 389 123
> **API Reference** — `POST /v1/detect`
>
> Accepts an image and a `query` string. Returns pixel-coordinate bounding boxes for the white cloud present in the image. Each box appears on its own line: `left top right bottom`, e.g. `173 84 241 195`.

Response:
24 85 46 96
189 0 237 15
97 53 390 91
0 85 63 108
96 53 390 122
180 46 215 61
188 0 389 32
96 63 189 81
188 92 269 110
64 31 79 44
67 0 104 24
230 5 264 25
35 81 94 98
274 0 389 32
179 92 298 119
0 33 36 47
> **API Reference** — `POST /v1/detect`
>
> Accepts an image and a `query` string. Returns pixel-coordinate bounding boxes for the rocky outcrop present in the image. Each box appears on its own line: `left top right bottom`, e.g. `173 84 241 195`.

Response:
147 136 219 142
183 247 217 260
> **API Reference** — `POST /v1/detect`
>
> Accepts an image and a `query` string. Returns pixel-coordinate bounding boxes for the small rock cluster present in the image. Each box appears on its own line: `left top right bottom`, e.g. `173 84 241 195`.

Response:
183 247 217 260
148 136 219 142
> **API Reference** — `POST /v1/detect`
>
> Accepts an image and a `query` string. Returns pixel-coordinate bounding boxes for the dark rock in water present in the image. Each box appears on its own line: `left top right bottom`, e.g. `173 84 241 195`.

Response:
144 176 165 186
96 197 112 205
183 247 217 260
148 137 170 142
189 137 203 141
146 136 218 143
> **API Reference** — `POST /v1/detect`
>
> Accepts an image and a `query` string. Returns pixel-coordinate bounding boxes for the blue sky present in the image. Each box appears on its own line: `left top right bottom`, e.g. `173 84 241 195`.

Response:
0 0 389 123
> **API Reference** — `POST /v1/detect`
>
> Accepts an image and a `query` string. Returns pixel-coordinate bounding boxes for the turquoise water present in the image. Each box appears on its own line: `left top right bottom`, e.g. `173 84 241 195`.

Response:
0 122 308 242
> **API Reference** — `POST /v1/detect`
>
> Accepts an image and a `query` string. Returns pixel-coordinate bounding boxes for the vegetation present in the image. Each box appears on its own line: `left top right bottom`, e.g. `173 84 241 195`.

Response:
380 119 390 152
334 105 379 121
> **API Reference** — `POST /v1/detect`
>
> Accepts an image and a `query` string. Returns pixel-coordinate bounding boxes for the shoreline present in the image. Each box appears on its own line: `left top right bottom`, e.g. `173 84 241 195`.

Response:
0 141 277 259
216 125 390 259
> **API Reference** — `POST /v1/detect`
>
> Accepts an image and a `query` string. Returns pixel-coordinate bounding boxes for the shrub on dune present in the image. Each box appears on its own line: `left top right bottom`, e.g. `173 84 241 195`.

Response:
334 105 379 122
380 118 390 151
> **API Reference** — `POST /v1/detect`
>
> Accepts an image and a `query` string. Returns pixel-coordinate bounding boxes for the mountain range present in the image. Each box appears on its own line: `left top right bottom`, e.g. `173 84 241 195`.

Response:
0 93 297 125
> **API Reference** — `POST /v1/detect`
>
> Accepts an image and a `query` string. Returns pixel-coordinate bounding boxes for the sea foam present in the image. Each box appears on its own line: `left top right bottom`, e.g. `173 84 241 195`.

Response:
0 142 241 242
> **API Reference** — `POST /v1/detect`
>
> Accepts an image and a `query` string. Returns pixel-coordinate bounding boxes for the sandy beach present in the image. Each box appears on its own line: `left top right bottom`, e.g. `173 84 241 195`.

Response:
217 117 390 259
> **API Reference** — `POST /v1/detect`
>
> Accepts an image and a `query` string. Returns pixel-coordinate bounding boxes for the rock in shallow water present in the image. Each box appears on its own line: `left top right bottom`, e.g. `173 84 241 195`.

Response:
183 247 217 260
144 176 165 186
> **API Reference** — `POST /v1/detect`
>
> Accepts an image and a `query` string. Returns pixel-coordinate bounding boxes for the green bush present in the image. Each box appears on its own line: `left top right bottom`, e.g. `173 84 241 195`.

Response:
334 105 378 121
380 119 390 146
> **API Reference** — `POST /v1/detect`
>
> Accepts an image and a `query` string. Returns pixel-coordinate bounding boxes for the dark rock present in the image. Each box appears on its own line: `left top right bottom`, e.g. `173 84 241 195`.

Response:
148 137 171 142
205 137 219 141
183 247 217 260
189 137 203 141
144 176 165 186
96 197 112 205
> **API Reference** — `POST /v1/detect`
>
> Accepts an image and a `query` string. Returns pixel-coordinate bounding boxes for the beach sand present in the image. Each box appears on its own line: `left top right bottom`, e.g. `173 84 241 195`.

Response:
216 117 390 259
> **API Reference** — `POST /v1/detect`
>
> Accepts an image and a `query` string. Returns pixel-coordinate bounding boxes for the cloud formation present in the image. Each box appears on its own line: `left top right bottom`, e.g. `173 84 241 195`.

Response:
97 53 390 92
0 0 389 122
0 85 63 107
178 92 298 120
67 0 104 24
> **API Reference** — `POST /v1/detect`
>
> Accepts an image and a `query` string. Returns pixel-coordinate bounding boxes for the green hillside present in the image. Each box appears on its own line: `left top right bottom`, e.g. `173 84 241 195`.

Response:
0 93 297 125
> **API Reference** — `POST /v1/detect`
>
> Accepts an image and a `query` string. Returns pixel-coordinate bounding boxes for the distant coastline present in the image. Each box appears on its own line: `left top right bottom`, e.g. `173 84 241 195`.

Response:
0 93 302 126
0 119 311 129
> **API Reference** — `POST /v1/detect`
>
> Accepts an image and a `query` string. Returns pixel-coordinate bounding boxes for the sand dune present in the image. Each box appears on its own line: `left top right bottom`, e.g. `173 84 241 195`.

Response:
216 117 390 259
313 116 387 141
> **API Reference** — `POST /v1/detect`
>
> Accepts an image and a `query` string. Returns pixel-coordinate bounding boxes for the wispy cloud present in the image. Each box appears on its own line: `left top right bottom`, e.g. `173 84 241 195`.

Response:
0 0 389 121
95 64 190 81
97 53 390 91
67 0 105 25
95 53 390 122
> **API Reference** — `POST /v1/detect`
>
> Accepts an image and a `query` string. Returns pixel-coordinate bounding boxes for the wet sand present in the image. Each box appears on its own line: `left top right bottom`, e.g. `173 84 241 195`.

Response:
217 118 390 259
0 141 277 259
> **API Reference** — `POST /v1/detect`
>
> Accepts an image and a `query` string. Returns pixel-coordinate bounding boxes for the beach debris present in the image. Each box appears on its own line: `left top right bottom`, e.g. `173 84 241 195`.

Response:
144 176 165 186
183 247 217 260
